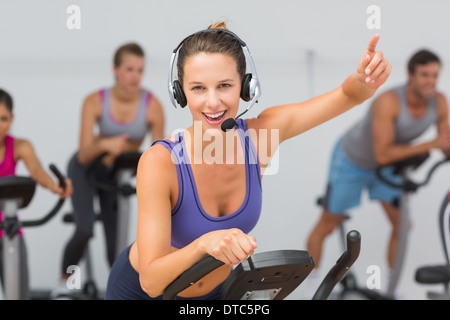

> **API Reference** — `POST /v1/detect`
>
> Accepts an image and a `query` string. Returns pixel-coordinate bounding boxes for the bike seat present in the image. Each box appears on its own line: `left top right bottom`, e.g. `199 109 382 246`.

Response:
415 265 450 284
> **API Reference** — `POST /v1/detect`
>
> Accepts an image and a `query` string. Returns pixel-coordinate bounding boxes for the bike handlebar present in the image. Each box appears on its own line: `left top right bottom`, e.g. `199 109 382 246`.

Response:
375 155 450 192
163 256 225 300
312 230 361 300
162 230 361 301
21 164 67 228
0 164 67 235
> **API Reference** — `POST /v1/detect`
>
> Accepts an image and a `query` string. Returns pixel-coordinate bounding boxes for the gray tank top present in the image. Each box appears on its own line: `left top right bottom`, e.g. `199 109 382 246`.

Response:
341 84 438 169
98 88 152 142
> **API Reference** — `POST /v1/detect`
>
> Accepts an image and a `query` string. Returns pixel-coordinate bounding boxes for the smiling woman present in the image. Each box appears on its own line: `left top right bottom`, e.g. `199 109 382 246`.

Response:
105 20 391 300
184 52 241 128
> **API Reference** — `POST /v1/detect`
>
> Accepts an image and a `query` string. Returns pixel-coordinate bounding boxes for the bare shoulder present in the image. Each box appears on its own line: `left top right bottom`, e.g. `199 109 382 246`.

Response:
138 137 178 176
371 89 400 117
81 90 102 116
146 93 164 120
147 92 162 109
14 137 33 152
136 139 180 205
244 116 259 130
373 89 399 105
140 142 172 166
436 91 449 107
13 137 35 161
434 91 449 120
84 90 102 104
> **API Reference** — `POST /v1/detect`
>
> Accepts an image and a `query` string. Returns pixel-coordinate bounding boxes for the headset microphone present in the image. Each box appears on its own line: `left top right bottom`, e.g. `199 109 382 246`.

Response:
221 107 252 132
221 118 237 132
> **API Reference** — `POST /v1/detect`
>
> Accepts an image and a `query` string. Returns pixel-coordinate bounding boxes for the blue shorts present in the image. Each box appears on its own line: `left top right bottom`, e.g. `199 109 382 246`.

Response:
323 139 402 214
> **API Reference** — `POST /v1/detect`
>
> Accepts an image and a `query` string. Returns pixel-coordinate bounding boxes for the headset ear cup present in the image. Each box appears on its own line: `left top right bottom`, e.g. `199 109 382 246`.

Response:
173 80 187 108
240 74 253 101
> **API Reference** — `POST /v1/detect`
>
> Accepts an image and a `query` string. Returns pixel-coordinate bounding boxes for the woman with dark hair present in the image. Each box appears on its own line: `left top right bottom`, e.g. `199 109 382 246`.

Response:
0 88 72 299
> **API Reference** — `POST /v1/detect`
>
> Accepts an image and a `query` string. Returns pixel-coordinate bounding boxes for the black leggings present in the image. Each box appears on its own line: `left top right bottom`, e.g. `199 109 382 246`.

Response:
61 152 118 274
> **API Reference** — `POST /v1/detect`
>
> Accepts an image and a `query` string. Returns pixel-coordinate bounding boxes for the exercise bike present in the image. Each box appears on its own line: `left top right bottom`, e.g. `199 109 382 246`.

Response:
162 230 361 300
376 153 450 298
0 165 66 300
62 151 140 299
317 152 450 299
414 188 450 299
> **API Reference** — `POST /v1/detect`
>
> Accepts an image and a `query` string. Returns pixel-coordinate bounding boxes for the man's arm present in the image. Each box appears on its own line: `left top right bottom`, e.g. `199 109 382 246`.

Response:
435 93 450 158
372 90 438 166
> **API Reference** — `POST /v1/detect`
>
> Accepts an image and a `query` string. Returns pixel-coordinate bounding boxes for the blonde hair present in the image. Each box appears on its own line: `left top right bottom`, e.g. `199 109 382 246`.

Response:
208 21 227 30
176 21 246 86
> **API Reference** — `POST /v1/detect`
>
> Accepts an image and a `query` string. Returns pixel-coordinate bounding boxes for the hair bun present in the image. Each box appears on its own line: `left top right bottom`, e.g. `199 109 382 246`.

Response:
208 21 227 30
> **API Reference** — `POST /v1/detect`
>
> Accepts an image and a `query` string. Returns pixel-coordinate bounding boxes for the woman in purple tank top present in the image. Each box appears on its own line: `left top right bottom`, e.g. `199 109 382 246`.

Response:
106 21 392 300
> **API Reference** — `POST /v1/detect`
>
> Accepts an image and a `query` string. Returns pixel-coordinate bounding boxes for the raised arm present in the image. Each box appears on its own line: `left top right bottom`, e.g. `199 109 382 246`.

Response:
435 93 450 157
250 34 391 144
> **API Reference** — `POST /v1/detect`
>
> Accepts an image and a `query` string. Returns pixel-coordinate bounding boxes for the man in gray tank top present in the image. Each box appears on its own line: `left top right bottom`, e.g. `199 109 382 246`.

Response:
307 49 450 282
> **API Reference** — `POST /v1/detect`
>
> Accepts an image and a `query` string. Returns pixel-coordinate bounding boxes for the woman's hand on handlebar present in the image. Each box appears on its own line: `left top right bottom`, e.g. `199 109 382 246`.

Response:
199 228 257 266
50 178 73 199
100 133 130 156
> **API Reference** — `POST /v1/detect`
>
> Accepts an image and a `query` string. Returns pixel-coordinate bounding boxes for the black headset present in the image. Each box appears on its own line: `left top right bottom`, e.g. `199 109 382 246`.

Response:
168 29 261 111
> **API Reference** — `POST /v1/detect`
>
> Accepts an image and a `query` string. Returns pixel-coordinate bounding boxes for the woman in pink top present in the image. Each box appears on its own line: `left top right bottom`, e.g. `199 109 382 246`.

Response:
0 88 72 299
0 89 72 191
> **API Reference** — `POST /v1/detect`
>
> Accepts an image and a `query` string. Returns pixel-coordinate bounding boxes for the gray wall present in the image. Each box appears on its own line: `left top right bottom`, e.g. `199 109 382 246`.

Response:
1 0 449 299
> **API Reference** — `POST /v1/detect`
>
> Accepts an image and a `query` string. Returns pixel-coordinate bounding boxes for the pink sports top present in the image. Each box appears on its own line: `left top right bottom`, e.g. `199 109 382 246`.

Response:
0 135 18 237
0 135 16 176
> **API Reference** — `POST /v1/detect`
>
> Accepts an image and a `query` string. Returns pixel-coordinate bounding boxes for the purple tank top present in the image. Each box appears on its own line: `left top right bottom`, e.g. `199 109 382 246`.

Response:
0 135 18 238
152 119 262 249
